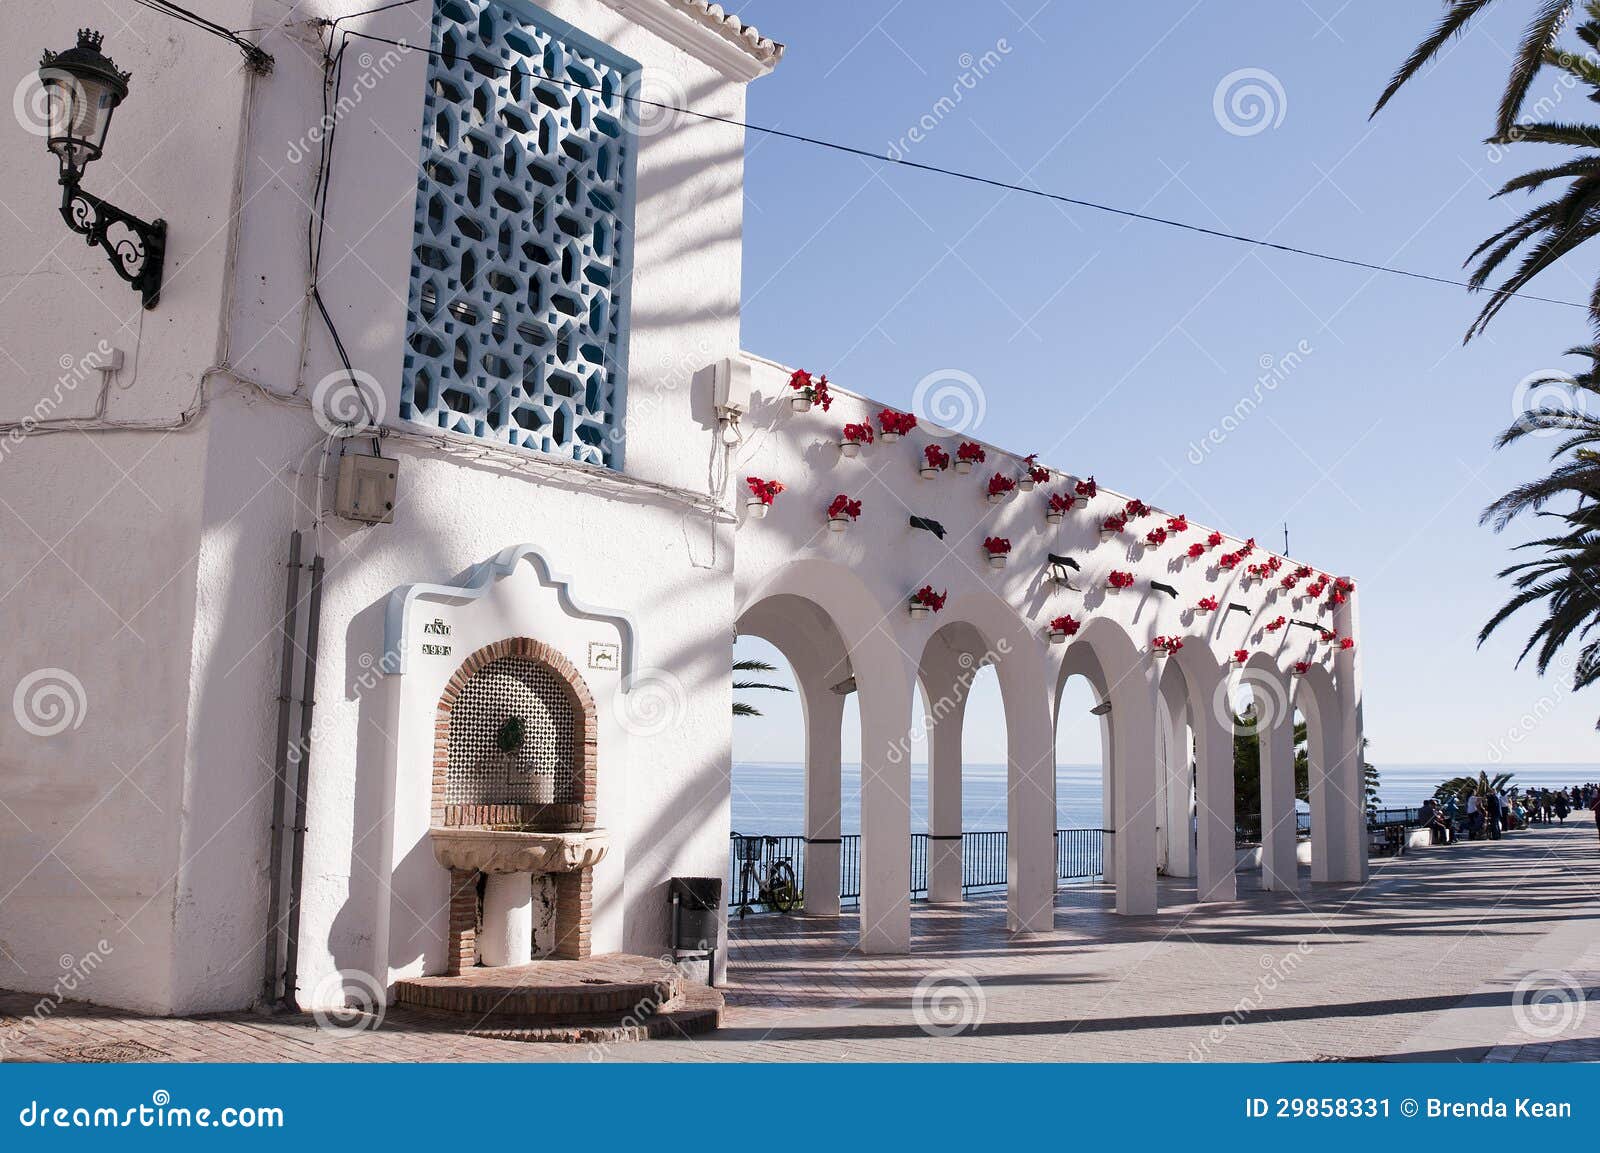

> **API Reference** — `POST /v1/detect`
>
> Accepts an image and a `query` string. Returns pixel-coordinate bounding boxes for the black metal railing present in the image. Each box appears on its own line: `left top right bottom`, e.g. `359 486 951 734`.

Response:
729 828 1106 911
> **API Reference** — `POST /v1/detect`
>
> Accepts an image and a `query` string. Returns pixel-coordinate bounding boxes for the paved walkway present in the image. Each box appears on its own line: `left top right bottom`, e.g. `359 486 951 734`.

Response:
3 823 1596 1062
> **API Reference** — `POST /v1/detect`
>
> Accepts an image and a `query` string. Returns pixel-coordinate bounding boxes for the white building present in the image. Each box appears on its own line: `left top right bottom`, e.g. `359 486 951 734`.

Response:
0 0 1365 1021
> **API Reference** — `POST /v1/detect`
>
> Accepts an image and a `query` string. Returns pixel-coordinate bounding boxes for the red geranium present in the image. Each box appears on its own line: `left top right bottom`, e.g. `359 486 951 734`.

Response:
826 494 861 521
746 477 784 505
1197 596 1219 612
879 409 917 436
1153 635 1184 655
1294 565 1313 579
842 422 874 444
1075 475 1098 498
1050 614 1081 636
987 473 1017 497
1145 527 1168 547
1102 513 1128 534
1265 616 1285 633
1233 648 1250 664
1334 576 1354 593
1167 514 1189 534
788 368 832 411
1319 628 1336 643
923 444 950 470
1281 575 1298 589
1306 579 1327 597
1049 492 1075 515
1187 542 1205 559
983 536 1012 555
1294 661 1310 675
913 585 947 612
1219 552 1241 570
957 441 987 463
1266 556 1282 573
1108 570 1135 589
1028 465 1051 484
1338 637 1355 651
1240 537 1257 556
1206 531 1224 548
1124 498 1151 519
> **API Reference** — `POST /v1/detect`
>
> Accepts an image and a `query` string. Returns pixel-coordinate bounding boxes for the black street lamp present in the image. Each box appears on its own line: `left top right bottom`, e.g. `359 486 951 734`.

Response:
38 29 166 309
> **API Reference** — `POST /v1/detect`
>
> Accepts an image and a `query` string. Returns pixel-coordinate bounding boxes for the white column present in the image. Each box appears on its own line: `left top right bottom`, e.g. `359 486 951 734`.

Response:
479 873 532 967
926 684 964 904
1004 665 1057 933
858 661 913 954
1113 667 1159 915
1158 675 1196 878
1333 595 1369 883
801 681 844 916
1194 699 1237 902
1100 713 1117 885
1258 685 1300 893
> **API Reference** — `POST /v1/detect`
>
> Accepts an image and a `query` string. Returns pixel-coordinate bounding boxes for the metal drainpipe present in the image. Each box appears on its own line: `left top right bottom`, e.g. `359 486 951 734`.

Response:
281 550 325 1012
261 530 303 1008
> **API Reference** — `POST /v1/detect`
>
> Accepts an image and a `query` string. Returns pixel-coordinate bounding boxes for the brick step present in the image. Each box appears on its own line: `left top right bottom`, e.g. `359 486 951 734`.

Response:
461 983 724 1044
391 953 695 1028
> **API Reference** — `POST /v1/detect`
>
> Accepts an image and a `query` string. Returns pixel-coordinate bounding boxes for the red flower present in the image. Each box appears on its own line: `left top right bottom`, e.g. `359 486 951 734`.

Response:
1048 492 1074 514
1328 590 1347 606
1108 570 1135 589
1240 537 1257 556
746 477 785 505
1124 498 1151 519
842 422 874 444
1265 616 1285 633
1334 576 1354 593
1153 635 1184 655
1102 513 1128 534
1206 531 1224 548
987 473 1017 497
1075 475 1098 498
1266 556 1282 572
983 536 1012 555
788 368 832 411
913 585 947 612
1187 542 1205 559
1145 527 1168 547
1050 614 1081 636
1338 637 1355 651
879 409 917 436
826 494 861 520
1305 580 1326 598
1028 465 1051 484
1233 649 1250 664
1219 552 1241 570
1294 661 1310 675
1294 565 1313 579
923 444 950 470
1281 575 1298 589
957 441 987 463
1319 628 1336 643
1167 515 1189 534
1196 596 1219 612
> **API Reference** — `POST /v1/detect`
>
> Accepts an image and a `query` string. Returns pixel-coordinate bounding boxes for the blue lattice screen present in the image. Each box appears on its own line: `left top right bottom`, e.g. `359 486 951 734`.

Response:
401 0 637 467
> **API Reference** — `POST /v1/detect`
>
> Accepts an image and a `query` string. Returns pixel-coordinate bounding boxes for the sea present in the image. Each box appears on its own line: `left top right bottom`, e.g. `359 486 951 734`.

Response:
729 761 1599 835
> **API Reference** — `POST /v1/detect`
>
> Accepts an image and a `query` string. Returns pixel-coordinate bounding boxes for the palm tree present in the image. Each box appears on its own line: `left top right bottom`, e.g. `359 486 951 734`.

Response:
732 658 791 717
1372 1 1575 139
1435 770 1517 801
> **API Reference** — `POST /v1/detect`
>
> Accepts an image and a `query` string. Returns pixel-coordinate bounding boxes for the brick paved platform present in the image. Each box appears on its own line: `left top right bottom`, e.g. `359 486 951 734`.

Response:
2 823 1596 1062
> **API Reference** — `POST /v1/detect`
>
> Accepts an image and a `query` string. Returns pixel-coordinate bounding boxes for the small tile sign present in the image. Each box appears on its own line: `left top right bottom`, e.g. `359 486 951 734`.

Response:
587 641 618 671
420 616 452 658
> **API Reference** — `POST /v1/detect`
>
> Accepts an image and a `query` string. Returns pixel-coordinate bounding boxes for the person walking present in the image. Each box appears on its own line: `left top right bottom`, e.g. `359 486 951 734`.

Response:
1591 789 1600 846
1487 790 1503 840
1555 791 1570 824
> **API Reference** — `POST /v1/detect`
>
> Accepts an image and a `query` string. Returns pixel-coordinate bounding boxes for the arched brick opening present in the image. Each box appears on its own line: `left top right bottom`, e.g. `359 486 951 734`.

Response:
433 638 598 832
433 638 600 970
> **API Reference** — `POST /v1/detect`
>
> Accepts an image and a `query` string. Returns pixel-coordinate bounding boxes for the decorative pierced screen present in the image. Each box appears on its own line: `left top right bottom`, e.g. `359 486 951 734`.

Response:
446 655 577 808
401 0 637 468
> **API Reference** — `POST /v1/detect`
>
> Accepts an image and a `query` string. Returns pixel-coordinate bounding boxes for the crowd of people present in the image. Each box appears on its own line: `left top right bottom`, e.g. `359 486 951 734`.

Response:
1416 782 1600 846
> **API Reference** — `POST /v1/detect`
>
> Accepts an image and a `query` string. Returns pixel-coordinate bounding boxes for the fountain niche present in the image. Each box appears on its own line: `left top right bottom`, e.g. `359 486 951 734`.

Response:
428 638 609 972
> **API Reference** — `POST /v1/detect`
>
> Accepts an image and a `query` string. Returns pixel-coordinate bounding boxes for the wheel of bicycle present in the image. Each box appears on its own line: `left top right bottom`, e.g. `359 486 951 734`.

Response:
767 860 800 913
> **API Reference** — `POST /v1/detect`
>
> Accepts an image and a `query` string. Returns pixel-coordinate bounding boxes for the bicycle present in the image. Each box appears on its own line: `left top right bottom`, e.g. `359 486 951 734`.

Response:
732 833 800 918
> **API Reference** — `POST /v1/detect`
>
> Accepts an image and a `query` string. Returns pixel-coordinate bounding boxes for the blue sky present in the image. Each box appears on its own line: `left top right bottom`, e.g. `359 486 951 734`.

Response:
727 0 1598 768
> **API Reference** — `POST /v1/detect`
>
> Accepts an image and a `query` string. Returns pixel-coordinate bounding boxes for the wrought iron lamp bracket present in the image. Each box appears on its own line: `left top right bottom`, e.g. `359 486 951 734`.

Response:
59 177 166 308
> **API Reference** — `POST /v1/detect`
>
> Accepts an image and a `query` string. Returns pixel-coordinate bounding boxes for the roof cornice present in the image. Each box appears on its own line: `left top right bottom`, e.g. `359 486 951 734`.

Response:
601 0 783 82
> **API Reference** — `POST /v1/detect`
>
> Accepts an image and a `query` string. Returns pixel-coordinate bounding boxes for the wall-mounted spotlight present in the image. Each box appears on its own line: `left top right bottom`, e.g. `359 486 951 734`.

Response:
829 676 857 696
1047 552 1080 589
37 30 166 308
1088 700 1112 717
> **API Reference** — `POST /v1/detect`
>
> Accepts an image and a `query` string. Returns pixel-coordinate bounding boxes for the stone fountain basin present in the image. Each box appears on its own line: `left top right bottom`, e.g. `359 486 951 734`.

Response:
429 826 609 875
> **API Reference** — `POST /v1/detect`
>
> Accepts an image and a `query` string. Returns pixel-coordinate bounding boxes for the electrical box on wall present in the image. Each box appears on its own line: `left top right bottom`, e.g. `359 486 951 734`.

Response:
334 452 398 524
707 356 752 419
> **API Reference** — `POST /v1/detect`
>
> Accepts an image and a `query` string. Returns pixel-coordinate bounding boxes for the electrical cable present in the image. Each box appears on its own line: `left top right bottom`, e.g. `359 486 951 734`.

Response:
127 0 274 72
343 26 1589 315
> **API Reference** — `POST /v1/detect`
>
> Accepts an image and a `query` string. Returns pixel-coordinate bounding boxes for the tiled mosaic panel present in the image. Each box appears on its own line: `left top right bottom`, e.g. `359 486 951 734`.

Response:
401 0 635 467
446 655 578 806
